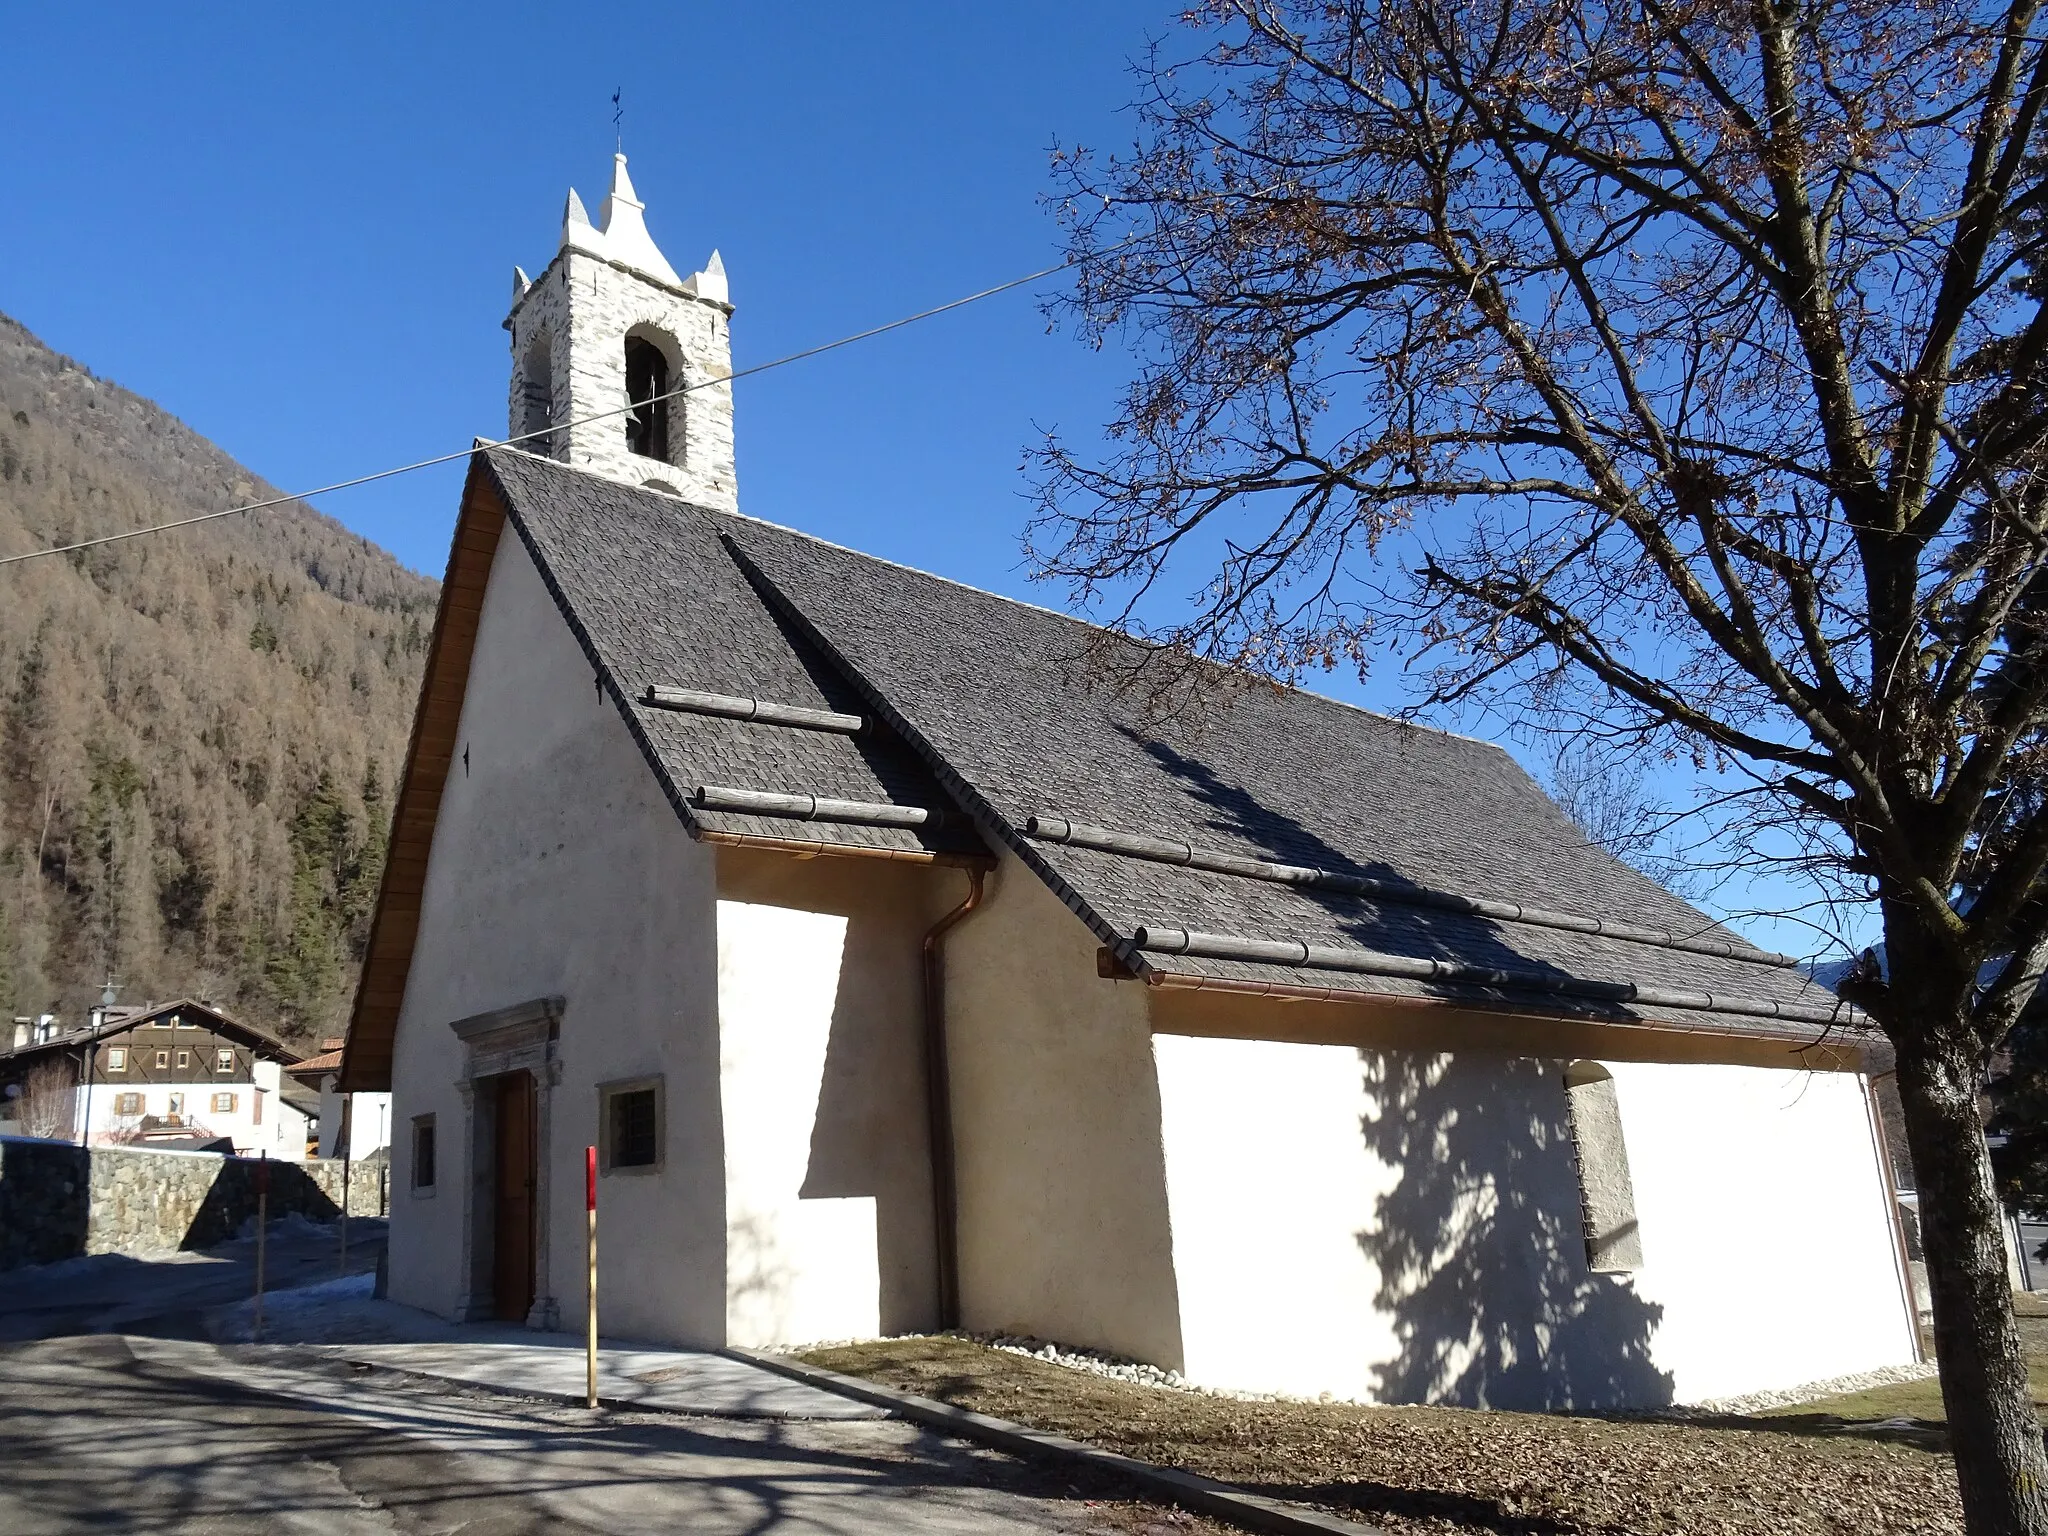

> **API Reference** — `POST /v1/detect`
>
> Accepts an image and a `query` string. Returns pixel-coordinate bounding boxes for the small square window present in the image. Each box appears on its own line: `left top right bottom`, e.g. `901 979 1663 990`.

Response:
599 1078 663 1174
113 1092 142 1116
214 1049 234 1073
211 1092 237 1114
106 1047 127 1072
175 1050 190 1070
155 1050 169 1069
411 1116 437 1193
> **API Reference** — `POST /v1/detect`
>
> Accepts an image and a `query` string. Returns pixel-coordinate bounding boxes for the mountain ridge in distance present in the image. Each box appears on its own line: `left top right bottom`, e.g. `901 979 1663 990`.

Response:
0 310 439 1048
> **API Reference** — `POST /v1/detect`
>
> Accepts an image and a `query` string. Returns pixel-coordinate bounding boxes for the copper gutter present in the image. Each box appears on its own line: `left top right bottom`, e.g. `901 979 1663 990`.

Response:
1134 962 1857 1053
1862 1070 1926 1361
694 827 991 869
923 867 986 1330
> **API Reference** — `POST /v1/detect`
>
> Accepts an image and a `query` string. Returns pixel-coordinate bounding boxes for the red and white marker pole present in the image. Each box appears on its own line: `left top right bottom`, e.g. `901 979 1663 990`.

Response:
585 1144 598 1410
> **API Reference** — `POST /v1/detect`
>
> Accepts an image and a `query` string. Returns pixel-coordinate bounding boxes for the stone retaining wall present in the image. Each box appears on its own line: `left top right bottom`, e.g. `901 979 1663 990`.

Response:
0 1136 390 1271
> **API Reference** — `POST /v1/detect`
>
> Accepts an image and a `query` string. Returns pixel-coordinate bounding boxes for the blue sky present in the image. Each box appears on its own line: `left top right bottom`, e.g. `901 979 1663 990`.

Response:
0 1 1165 590
0 1 1862 957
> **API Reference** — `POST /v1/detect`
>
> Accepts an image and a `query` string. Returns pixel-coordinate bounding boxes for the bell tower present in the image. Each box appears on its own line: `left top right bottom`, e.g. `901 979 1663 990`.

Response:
505 154 736 511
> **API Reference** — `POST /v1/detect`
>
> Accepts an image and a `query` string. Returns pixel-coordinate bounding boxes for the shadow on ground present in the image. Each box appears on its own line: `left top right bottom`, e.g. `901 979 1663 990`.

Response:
0 1218 385 1343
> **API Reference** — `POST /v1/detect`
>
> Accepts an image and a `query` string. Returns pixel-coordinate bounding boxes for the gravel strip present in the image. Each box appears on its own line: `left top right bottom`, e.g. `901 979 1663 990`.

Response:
819 1331 1944 1422
1697 1362 1943 1416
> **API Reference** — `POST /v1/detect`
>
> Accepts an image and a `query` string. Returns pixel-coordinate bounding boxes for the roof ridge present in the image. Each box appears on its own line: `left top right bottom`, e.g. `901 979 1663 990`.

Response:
486 446 1502 750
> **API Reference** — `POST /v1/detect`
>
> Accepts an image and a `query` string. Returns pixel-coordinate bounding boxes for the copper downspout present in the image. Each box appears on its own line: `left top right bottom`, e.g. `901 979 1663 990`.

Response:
1863 1069 1926 1362
923 867 985 1331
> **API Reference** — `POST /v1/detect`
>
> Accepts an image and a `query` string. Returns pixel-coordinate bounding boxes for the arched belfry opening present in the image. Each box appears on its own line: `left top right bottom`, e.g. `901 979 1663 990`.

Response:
519 334 554 456
504 155 734 508
1563 1062 1643 1273
625 336 671 463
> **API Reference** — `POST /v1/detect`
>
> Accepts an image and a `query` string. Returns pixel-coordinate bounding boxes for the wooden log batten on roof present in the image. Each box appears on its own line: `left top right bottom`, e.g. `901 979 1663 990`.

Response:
1129 925 1862 1029
643 685 864 735
690 783 954 829
1027 814 1796 969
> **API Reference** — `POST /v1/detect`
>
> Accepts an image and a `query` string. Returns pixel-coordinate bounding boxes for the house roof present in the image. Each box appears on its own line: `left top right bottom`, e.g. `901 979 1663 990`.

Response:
0 1000 299 1070
343 449 1862 1088
289 1048 344 1080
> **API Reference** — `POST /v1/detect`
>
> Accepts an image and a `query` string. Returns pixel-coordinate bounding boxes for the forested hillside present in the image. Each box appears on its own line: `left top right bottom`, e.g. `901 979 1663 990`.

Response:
0 313 438 1047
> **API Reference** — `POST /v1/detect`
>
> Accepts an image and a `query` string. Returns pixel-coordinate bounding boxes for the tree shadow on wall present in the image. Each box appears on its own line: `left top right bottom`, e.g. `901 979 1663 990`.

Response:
1357 1051 1673 1411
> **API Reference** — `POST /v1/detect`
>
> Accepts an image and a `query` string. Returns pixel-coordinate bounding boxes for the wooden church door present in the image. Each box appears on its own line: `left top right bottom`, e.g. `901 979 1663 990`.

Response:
492 1071 537 1322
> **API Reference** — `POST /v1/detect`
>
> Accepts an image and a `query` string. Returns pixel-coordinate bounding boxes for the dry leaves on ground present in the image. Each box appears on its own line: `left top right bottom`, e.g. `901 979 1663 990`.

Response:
800 1337 1960 1536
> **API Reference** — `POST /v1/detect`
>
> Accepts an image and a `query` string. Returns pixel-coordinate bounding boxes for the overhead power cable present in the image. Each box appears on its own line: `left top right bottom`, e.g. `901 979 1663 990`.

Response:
0 251 1084 570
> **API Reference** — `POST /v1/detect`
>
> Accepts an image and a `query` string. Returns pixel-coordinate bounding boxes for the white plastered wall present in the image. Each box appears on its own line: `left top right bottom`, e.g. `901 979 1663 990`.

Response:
1612 1059 1919 1401
314 1083 393 1160
75 1078 308 1161
714 848 950 1346
1151 1028 1917 1407
943 849 1183 1366
384 526 723 1344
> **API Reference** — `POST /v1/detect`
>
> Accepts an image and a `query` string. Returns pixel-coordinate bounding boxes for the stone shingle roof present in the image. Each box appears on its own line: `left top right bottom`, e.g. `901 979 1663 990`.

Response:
482 448 1859 1043
490 449 985 863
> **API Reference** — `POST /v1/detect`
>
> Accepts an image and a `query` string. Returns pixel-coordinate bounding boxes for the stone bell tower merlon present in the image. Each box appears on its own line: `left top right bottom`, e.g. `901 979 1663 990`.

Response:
504 153 736 512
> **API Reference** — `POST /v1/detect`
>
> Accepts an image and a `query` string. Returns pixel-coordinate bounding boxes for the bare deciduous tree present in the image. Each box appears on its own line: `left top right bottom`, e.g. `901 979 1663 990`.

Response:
1033 1 2048 1526
16 1058 76 1142
1545 744 1703 895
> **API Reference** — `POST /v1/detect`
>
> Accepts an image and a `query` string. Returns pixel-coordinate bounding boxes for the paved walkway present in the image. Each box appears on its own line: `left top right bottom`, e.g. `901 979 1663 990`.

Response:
0 1332 1173 1534
202 1267 885 1417
331 1332 887 1417
0 1235 1204 1533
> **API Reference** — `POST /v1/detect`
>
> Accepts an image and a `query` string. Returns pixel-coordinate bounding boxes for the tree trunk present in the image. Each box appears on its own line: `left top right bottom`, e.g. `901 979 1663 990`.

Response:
1895 1023 2048 1535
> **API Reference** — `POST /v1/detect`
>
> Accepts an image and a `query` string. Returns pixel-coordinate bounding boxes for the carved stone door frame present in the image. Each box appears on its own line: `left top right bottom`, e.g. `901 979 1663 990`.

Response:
449 996 564 1328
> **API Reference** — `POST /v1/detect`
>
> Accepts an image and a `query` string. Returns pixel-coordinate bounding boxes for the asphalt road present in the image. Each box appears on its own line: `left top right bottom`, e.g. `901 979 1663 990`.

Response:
0 1218 388 1342
0 1233 1204 1535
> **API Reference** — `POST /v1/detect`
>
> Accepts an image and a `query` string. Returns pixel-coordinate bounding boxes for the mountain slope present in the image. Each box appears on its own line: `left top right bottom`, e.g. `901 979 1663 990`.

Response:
0 312 439 1045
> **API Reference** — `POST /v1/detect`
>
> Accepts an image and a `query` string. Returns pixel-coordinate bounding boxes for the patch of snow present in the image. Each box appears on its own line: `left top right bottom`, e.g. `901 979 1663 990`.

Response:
232 1209 336 1242
209 1271 432 1345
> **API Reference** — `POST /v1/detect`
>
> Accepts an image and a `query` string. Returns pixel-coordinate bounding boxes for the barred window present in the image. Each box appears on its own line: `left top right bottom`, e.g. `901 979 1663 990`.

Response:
599 1078 663 1174
412 1116 437 1192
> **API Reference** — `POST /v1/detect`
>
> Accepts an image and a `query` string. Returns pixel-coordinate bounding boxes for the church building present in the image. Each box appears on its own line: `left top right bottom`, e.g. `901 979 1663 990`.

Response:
341 155 1921 1409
